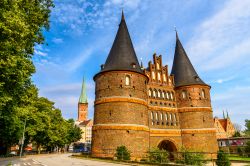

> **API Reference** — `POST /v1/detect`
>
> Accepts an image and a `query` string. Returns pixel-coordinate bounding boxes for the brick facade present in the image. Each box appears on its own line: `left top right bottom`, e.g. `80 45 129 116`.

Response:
92 71 150 158
78 103 88 122
92 55 218 159
91 13 218 159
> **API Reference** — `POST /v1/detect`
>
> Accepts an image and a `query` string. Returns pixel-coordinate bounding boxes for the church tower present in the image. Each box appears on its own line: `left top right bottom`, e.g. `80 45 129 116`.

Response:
91 12 149 158
171 32 218 153
78 77 88 122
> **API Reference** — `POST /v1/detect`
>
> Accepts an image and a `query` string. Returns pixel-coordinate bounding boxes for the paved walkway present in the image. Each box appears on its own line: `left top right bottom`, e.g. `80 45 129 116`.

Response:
1 153 249 166
0 153 128 166
206 161 250 166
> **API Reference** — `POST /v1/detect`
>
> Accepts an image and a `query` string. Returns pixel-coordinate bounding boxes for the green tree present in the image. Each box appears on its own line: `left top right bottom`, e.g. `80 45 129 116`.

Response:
115 145 131 160
25 97 71 153
25 97 55 153
233 131 241 137
245 119 250 136
66 119 82 144
0 0 53 154
216 150 231 166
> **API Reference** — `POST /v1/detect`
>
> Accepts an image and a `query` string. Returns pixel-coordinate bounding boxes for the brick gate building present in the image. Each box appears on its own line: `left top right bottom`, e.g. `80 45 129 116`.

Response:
91 12 218 159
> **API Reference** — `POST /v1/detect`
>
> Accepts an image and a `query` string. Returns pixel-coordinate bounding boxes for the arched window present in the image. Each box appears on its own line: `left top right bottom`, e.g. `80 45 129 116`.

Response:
160 112 163 121
163 74 167 82
158 72 161 81
169 78 172 85
151 112 154 125
169 113 172 121
148 89 152 97
166 92 170 99
125 75 130 86
158 90 161 98
156 63 160 70
162 91 165 99
153 90 156 98
165 113 168 126
170 92 173 100
155 112 158 120
152 72 155 80
173 114 177 126
182 91 187 99
201 89 205 99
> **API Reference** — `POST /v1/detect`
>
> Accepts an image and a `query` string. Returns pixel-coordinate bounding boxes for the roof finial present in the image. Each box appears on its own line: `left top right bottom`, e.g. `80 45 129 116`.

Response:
174 26 179 40
140 57 144 69
121 9 125 21
223 110 225 119
226 110 229 119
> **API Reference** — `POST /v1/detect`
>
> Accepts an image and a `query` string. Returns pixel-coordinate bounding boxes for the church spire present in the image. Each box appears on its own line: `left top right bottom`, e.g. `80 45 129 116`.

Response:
171 32 207 87
101 11 142 74
79 77 87 103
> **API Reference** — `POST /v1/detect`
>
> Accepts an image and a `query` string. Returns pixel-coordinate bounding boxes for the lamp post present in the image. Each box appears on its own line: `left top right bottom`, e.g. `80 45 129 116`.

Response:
20 118 27 158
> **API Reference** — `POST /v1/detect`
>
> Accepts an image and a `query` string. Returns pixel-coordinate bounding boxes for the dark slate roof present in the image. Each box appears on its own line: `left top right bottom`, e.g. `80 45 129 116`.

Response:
101 11 142 74
171 32 207 87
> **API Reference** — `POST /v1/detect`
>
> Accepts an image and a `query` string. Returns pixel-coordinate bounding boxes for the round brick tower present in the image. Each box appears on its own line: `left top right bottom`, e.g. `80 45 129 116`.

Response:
91 12 149 159
171 32 218 153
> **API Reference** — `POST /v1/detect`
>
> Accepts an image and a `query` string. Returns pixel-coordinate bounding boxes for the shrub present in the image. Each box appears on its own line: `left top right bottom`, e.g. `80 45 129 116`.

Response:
115 145 130 160
245 141 250 157
176 147 206 166
216 150 231 166
148 148 169 163
237 147 244 157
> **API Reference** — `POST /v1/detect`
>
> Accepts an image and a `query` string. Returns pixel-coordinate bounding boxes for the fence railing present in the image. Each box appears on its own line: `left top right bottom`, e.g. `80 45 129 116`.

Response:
79 150 250 165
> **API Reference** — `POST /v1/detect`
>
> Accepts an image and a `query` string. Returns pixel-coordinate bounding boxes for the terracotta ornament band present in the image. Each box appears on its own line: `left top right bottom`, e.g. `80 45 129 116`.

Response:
94 97 148 106
178 107 212 113
93 124 150 132
148 105 177 112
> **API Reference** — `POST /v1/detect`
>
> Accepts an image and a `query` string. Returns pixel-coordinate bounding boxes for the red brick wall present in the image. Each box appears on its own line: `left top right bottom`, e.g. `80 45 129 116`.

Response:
78 103 88 121
92 71 149 159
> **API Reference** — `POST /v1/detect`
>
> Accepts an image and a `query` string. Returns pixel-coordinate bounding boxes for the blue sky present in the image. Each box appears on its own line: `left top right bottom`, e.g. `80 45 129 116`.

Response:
32 0 250 129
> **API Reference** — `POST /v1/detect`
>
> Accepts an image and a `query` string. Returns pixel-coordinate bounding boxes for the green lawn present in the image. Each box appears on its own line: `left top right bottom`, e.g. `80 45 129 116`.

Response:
229 156 250 161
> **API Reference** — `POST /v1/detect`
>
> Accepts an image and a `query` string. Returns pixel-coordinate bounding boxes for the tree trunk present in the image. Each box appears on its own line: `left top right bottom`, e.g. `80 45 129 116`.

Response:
37 144 41 154
6 145 11 155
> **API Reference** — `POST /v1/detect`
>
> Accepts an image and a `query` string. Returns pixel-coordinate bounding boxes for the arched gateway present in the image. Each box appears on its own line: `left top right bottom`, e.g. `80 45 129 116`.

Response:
158 140 177 160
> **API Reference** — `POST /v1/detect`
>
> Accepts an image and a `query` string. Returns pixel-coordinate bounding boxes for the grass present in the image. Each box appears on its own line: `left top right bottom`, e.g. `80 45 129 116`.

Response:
229 156 250 161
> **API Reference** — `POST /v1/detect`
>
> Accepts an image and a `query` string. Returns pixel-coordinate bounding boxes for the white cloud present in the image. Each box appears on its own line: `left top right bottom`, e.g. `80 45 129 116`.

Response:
52 38 63 44
65 48 93 72
52 0 144 35
187 0 250 71
209 75 235 84
34 50 48 57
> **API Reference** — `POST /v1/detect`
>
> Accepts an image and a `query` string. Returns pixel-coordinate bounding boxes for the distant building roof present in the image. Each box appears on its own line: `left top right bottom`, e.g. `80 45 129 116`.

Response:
78 119 92 126
171 32 207 87
214 117 236 139
218 119 228 131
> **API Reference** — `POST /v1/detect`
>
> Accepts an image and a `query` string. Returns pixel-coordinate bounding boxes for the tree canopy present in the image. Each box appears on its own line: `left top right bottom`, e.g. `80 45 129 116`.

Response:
245 119 250 136
0 0 82 155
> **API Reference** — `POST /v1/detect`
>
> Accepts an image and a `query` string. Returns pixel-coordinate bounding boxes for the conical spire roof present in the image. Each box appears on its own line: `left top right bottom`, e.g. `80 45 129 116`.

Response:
101 11 142 73
79 77 87 103
171 32 207 87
